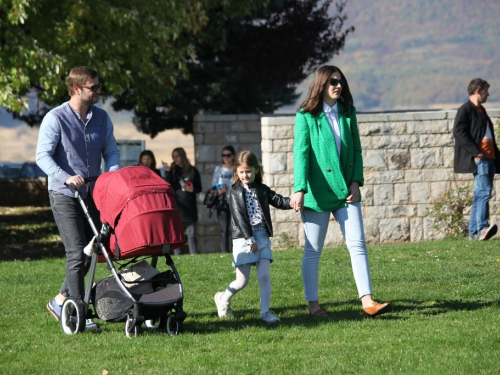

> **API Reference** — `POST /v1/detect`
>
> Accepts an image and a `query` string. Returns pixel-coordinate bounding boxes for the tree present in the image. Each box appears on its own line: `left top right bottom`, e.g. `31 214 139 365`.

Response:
0 0 265 125
119 0 354 135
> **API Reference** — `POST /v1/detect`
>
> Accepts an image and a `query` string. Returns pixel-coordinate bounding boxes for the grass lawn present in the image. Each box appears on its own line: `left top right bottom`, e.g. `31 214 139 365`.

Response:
1 208 500 374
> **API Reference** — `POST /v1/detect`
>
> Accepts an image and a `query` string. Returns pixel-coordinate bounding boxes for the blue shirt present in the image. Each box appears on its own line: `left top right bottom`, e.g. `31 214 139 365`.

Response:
36 102 120 197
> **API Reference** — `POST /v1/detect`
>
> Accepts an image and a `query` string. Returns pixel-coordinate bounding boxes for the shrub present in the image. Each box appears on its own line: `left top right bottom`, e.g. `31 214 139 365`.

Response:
426 183 473 237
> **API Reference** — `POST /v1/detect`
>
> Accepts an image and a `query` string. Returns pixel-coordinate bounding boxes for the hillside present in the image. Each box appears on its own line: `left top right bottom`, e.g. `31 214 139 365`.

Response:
286 0 500 112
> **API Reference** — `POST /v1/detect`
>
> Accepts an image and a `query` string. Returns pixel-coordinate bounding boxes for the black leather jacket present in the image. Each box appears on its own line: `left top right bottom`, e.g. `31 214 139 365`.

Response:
229 181 291 240
453 100 500 174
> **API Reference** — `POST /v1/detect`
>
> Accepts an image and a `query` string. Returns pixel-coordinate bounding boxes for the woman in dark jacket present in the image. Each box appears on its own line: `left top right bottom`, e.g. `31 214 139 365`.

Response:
164 147 202 255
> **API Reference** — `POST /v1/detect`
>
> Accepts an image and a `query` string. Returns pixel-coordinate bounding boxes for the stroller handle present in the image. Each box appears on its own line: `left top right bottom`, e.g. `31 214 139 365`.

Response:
65 176 99 194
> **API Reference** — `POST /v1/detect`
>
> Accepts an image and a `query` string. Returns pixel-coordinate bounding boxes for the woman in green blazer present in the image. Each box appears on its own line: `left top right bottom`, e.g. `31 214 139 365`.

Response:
290 65 390 318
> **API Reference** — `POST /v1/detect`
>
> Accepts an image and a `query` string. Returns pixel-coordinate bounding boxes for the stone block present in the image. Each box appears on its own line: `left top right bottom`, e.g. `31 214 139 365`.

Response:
237 114 261 121
364 170 404 184
247 121 262 133
357 113 389 122
363 149 387 170
274 173 294 187
373 184 394 206
379 218 410 243
230 122 247 132
442 147 454 168
407 119 448 134
419 134 453 147
361 184 374 206
410 217 424 242
196 145 218 163
262 125 294 140
387 205 417 218
404 170 423 183
374 135 417 149
410 182 431 204
194 122 215 133
387 149 411 170
410 148 442 169
362 205 388 219
421 168 453 182
394 183 410 204
261 116 295 126
261 139 273 153
363 218 380 244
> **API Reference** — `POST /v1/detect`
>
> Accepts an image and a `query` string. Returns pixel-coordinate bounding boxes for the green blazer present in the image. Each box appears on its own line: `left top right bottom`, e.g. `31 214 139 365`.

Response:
293 103 364 212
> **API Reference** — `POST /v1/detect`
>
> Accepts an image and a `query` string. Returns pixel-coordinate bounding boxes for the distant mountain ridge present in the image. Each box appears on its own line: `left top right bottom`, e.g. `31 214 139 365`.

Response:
290 0 500 113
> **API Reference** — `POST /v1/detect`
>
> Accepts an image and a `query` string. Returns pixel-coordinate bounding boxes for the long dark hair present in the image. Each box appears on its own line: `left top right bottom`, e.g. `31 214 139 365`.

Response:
171 147 194 178
233 150 263 184
299 65 354 116
221 145 236 164
137 150 157 170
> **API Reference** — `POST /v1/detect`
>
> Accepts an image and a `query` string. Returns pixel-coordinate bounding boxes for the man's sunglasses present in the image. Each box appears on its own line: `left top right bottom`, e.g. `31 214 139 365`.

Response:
329 78 343 87
81 83 103 92
222 153 233 157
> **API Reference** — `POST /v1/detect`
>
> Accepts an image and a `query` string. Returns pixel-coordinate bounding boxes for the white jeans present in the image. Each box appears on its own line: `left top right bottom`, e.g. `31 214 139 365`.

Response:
301 202 372 301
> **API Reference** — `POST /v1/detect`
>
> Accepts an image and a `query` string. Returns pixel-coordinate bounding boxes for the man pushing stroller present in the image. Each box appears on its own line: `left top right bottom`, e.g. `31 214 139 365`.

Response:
36 66 120 330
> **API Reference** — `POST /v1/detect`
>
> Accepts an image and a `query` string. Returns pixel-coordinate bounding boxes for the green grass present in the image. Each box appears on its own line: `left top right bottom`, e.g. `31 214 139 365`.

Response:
1 237 500 374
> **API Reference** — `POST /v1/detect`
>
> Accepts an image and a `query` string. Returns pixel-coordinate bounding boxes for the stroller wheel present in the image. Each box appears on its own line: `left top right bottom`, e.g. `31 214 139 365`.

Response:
125 317 142 338
60 298 85 335
166 313 179 336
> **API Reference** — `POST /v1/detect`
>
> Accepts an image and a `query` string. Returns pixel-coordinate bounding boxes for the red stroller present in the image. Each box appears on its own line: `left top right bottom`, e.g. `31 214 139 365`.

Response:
59 166 187 337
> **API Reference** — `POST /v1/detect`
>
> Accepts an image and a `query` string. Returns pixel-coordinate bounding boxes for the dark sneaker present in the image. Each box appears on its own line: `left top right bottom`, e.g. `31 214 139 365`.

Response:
47 299 62 321
479 224 497 241
85 319 99 330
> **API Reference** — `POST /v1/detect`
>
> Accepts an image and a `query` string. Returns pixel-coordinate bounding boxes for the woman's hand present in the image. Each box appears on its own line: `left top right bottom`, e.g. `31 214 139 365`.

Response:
161 160 171 172
346 181 360 203
217 186 228 195
290 191 305 212
184 183 194 193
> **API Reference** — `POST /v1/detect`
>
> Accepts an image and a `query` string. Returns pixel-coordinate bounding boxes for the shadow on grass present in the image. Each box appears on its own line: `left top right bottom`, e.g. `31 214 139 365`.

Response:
180 298 500 335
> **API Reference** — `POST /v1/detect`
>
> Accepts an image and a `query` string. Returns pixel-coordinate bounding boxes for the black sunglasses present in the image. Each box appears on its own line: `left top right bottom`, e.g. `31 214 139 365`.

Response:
81 83 103 93
329 78 342 87
222 153 233 157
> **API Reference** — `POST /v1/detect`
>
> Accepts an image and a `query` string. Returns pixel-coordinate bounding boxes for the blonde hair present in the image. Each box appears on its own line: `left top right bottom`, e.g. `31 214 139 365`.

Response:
233 150 264 184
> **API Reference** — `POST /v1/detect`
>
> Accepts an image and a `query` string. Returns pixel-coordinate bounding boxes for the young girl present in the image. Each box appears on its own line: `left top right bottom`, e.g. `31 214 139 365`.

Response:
214 150 291 323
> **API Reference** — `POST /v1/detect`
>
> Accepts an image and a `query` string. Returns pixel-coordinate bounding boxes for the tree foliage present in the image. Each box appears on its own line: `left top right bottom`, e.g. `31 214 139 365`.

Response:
0 0 265 124
117 0 354 136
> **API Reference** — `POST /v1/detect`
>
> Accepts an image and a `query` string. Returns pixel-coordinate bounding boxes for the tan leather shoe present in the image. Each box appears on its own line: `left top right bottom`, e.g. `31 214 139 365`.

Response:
307 308 328 317
362 302 391 317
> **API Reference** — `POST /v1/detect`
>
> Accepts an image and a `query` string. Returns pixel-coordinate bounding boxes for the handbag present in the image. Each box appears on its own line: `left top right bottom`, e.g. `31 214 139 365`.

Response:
203 186 229 217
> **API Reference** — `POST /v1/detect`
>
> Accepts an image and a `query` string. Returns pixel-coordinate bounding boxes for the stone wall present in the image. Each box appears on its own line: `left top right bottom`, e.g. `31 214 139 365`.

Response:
193 114 262 252
194 110 500 252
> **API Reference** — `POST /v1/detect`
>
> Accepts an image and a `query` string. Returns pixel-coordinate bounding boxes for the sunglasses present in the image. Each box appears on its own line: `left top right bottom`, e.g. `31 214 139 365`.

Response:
329 78 343 87
222 153 233 157
81 83 103 93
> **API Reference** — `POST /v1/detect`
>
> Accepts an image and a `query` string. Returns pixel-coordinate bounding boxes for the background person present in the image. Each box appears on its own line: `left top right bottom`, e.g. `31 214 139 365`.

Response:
164 147 202 255
137 149 161 176
453 78 499 241
214 150 291 323
36 66 120 330
211 145 236 253
290 65 390 318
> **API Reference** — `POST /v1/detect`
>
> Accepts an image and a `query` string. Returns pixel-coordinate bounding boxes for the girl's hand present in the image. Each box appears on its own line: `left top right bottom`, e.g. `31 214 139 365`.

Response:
346 181 360 203
217 186 228 195
290 191 305 212
184 183 194 193
250 242 258 253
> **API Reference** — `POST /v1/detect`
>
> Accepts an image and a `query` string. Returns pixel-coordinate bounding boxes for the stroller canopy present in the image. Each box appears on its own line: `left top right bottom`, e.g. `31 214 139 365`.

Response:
94 166 170 227
93 166 185 258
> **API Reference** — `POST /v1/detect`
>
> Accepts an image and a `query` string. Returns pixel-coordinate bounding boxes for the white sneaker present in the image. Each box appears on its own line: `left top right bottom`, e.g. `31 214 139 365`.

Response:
479 224 497 241
260 310 280 323
85 319 99 330
214 292 233 318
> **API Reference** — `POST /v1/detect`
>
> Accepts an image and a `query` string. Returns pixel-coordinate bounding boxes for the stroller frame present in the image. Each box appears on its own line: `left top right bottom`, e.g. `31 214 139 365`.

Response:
59 178 186 337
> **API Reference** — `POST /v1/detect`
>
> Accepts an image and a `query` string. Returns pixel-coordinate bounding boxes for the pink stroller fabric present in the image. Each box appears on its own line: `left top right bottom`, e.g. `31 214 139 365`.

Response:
94 166 185 260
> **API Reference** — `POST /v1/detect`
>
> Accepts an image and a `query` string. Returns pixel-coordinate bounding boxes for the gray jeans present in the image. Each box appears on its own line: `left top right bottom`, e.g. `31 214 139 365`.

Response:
49 190 100 300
